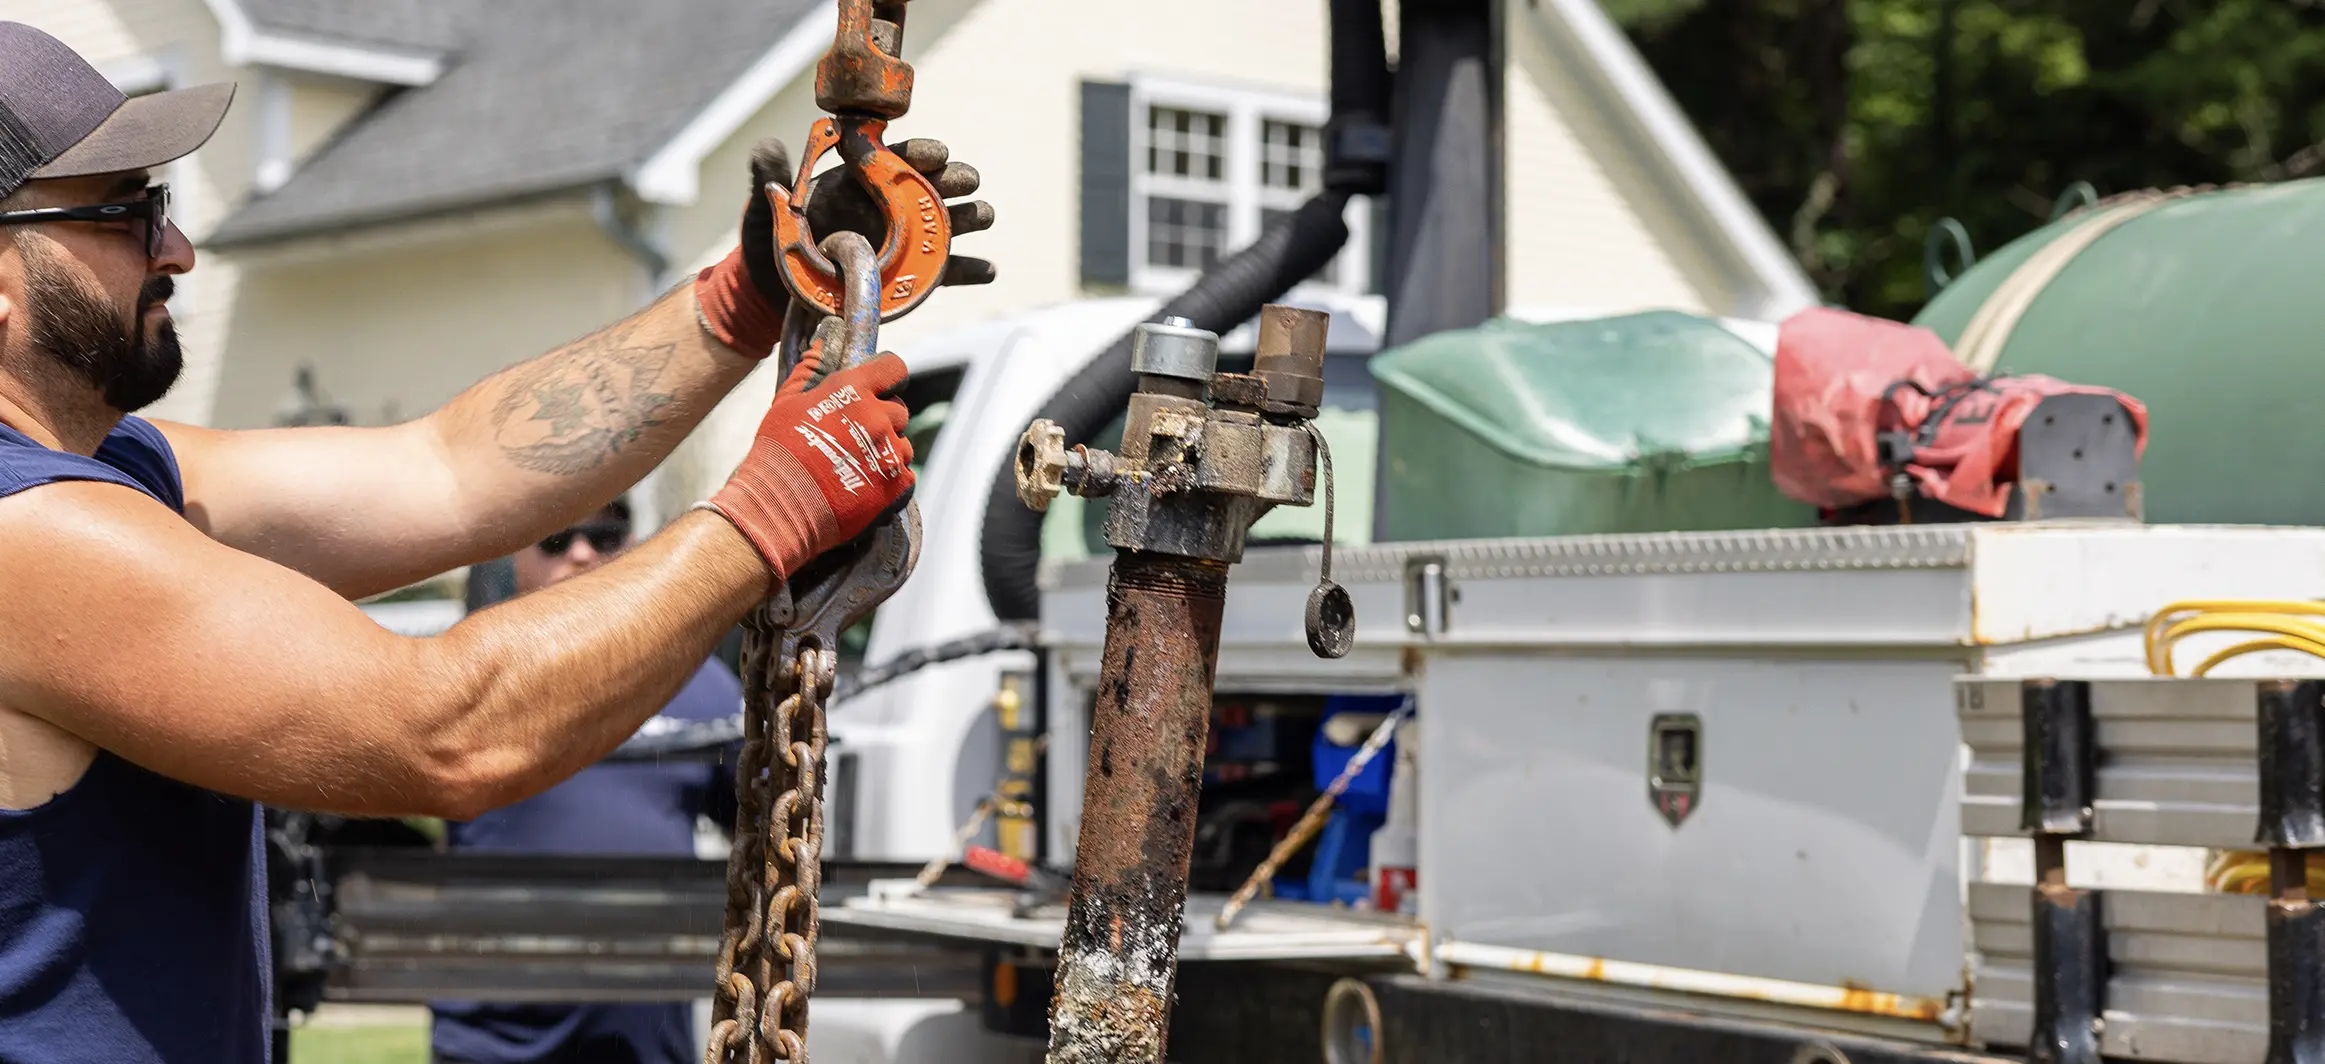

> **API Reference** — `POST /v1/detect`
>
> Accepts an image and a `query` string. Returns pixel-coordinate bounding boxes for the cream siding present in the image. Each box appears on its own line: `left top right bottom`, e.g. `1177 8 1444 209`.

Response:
1502 35 1716 316
883 0 1339 348
285 74 380 168
587 0 1789 517
1510 0 1810 317
210 199 639 429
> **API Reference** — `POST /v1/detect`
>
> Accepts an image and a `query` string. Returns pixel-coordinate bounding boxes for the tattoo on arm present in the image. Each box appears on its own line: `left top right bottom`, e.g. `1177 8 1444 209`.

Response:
489 318 680 476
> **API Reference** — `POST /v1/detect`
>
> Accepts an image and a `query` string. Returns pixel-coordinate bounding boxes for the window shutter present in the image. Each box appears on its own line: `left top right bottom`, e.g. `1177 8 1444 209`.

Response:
1080 80 1133 288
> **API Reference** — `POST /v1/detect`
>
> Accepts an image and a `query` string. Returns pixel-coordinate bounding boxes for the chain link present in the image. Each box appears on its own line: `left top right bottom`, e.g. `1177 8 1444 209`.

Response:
707 606 834 1064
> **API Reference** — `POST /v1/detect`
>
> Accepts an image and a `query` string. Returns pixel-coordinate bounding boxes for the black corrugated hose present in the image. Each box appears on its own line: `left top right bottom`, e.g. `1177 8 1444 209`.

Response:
976 0 1391 621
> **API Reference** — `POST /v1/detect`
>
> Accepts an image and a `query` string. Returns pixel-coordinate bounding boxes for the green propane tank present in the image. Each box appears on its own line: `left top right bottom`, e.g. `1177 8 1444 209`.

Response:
1914 181 2325 526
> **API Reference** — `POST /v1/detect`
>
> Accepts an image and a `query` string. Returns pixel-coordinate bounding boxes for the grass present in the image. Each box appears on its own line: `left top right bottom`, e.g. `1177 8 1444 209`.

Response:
289 1023 428 1064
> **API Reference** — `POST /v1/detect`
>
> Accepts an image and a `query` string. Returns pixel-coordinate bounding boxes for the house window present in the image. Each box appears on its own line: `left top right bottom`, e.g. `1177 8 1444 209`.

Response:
1260 119 1321 192
1148 106 1226 180
1122 77 1371 299
1147 197 1226 269
1140 106 1230 271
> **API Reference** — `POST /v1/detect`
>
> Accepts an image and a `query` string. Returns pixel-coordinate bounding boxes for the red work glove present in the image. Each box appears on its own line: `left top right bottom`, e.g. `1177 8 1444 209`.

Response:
694 138 997 359
703 347 916 577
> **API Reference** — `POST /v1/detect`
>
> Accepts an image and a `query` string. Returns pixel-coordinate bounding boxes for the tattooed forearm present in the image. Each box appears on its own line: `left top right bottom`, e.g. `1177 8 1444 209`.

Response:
489 318 682 476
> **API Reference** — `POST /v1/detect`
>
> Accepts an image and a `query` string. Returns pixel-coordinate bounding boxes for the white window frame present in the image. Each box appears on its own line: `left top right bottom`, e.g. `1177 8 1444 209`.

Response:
1127 73 1372 300
251 70 298 193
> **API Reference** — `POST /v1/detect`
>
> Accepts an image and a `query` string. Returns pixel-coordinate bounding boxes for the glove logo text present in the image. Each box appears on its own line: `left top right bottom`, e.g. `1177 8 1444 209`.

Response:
795 423 870 493
806 385 862 424
847 418 905 479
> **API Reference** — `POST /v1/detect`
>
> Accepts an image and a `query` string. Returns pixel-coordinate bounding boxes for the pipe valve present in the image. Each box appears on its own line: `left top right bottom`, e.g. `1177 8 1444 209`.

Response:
1015 311 1336 563
1014 419 1068 512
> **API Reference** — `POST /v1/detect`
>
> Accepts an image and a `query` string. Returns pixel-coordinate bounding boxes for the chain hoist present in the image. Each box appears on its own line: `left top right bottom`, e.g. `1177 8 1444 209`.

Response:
705 3 945 1060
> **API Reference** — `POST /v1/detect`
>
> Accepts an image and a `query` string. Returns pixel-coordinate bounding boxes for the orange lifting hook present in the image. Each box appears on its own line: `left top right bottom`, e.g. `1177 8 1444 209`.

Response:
771 0 950 322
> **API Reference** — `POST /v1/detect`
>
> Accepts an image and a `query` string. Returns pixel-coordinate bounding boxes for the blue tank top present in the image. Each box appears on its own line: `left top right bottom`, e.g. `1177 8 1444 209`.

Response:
431 659 741 1064
0 417 271 1064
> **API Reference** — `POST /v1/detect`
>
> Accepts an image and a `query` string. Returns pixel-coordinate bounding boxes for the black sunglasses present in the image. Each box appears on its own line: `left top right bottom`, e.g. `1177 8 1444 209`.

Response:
0 184 171 259
537 524 629 557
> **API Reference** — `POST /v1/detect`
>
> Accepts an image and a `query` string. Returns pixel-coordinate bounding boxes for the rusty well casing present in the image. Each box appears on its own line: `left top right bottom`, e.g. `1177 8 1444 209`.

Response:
1045 552 1229 1064
1023 308 1337 1064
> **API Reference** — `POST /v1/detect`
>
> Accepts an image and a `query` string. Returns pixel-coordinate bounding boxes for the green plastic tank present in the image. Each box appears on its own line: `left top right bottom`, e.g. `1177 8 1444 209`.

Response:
1914 180 2325 526
1370 311 1814 541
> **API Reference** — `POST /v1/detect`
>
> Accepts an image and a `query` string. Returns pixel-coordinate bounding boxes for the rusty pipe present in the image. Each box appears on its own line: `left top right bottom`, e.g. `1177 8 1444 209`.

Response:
1045 551 1229 1064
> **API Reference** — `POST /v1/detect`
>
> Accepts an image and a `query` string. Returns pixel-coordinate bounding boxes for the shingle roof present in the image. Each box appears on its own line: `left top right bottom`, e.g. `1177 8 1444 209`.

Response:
209 0 821 247
237 0 477 54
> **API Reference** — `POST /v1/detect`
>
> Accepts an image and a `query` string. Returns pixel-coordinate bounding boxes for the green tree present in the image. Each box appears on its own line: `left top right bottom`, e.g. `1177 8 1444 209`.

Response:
1608 0 2325 319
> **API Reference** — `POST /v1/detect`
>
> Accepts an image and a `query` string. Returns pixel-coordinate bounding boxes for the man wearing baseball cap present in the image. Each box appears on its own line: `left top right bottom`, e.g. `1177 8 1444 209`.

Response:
0 21 992 1063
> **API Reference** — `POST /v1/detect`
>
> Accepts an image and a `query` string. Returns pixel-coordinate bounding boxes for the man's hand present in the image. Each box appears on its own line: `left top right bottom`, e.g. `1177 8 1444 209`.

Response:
700 344 915 578
696 136 997 359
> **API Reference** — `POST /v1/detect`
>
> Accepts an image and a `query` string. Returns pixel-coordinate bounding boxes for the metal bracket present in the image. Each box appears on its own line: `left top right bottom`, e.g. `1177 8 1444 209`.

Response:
1403 557 1450 637
2021 679 2103 1064
2029 886 2105 1064
2259 681 2325 850
2258 681 2325 1064
2021 679 2096 836
2271 882 2325 1064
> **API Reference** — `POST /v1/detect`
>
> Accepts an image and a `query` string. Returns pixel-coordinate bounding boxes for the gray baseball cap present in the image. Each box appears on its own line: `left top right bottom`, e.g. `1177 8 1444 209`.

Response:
0 22 234 198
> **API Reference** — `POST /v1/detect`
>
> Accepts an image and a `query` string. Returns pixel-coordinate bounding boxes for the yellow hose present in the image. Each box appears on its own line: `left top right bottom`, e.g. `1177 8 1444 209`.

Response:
2146 601 2325 892
2145 600 2325 677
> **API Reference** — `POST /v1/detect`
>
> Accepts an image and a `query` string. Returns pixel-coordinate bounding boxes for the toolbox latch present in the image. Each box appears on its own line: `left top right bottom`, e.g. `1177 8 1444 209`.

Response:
1648 713 1703 827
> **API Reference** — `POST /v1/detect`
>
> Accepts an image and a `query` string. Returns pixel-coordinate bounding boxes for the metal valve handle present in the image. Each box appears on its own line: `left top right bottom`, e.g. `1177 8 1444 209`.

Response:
1304 422 1354 659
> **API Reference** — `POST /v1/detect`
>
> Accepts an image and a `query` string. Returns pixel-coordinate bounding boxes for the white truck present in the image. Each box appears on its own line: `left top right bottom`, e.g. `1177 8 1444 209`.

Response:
793 278 2325 1064
333 293 2325 1064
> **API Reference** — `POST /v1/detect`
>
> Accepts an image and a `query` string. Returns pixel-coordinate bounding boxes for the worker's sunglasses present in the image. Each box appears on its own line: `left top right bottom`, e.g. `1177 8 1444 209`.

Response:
0 184 171 260
536 523 629 557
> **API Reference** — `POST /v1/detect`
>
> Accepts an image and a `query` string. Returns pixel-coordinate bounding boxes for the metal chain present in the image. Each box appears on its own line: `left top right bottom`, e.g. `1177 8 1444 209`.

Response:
704 8 939 1056
707 607 834 1064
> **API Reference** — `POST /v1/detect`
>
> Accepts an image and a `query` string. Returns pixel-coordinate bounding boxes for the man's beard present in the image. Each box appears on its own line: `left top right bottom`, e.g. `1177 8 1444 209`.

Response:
20 242 183 413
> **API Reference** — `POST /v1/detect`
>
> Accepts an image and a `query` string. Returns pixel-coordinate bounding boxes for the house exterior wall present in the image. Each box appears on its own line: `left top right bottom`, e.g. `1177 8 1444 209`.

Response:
651 71 827 520
878 0 1342 348
285 73 379 168
1503 26 1722 316
209 198 642 431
